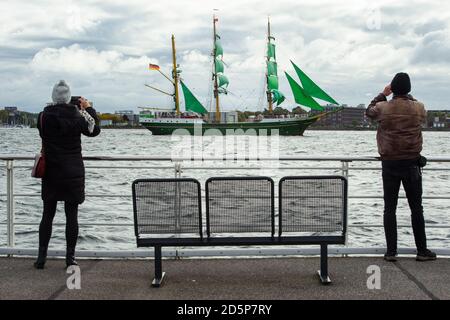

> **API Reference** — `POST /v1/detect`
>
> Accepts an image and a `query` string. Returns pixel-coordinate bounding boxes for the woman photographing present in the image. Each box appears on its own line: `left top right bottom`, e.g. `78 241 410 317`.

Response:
34 80 100 269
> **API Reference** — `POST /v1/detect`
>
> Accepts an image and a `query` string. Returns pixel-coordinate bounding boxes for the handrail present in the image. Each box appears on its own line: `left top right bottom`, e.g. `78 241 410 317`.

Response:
1 155 450 161
1 155 449 257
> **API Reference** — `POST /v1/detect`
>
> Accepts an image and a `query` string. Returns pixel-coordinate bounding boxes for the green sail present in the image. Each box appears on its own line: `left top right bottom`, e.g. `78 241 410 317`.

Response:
215 59 224 73
266 35 284 106
271 89 285 106
268 75 279 90
285 72 324 111
180 81 208 114
218 74 229 88
214 33 228 93
215 38 223 57
267 61 277 76
267 43 276 60
291 61 339 105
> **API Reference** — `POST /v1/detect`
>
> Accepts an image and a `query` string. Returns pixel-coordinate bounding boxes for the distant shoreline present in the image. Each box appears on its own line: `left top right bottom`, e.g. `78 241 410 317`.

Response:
309 128 450 132
3 126 447 132
97 126 450 132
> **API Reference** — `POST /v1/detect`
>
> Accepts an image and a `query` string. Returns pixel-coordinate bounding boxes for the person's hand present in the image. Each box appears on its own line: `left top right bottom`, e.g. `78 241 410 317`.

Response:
79 97 91 110
382 85 392 97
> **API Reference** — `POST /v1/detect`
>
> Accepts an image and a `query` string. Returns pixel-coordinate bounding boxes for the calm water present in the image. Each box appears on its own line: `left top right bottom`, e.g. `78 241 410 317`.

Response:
0 128 449 250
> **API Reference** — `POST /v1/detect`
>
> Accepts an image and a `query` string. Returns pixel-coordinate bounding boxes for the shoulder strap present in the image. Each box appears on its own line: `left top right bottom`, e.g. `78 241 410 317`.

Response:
40 113 44 153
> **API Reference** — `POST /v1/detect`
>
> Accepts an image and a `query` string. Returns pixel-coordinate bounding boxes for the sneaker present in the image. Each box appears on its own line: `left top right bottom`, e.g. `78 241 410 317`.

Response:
384 252 398 262
416 250 437 262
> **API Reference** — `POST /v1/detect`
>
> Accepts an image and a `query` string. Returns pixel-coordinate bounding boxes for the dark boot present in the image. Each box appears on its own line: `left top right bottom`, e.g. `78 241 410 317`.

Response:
66 247 78 267
416 249 437 262
384 251 398 262
34 247 48 269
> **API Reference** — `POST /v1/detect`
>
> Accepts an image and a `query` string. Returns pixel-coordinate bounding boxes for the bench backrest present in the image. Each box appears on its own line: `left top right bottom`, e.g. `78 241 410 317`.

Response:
205 177 275 237
132 176 347 241
132 179 202 239
279 176 347 236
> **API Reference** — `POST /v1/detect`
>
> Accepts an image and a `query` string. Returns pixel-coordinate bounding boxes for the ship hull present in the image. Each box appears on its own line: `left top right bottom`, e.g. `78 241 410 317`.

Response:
141 116 320 136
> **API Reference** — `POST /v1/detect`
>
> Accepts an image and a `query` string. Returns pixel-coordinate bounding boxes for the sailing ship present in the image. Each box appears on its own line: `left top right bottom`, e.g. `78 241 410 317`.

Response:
140 16 341 135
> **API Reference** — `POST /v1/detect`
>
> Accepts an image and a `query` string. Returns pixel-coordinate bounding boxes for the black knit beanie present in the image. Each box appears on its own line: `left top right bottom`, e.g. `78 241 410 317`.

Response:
391 73 411 95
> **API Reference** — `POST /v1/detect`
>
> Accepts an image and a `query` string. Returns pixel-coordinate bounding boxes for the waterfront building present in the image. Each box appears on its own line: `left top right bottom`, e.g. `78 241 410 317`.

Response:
100 119 113 127
311 105 368 129
115 110 135 125
3 106 19 126
427 110 450 129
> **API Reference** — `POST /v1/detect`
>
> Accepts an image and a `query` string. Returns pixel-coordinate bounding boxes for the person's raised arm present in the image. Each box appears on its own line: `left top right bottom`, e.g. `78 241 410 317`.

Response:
366 85 391 120
79 97 101 137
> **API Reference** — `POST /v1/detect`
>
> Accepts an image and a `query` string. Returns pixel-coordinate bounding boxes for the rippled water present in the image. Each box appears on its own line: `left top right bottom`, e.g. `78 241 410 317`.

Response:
0 128 449 250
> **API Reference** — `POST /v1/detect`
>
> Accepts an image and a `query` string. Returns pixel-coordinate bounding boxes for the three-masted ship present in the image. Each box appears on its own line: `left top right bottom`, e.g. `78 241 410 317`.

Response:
140 16 340 135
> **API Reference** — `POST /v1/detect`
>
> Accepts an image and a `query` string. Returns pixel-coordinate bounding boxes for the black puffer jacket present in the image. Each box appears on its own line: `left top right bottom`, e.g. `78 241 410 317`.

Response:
37 104 100 204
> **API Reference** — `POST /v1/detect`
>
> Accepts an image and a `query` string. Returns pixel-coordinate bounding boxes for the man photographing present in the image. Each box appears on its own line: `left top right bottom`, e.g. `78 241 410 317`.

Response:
366 73 437 262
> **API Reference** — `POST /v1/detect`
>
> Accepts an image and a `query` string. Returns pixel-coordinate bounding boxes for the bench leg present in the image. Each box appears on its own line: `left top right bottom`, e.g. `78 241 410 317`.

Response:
317 244 331 285
152 245 166 288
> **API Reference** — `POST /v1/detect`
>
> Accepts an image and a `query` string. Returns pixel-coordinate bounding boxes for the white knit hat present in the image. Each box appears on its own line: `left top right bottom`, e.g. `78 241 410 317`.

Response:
52 80 71 104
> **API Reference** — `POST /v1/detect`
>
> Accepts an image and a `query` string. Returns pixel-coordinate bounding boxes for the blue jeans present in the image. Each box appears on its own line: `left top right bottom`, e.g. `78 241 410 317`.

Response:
382 159 427 254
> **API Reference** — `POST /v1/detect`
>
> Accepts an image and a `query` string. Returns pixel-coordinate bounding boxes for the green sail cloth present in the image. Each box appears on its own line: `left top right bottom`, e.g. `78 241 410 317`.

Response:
215 40 223 57
215 59 224 73
218 74 229 88
214 34 228 93
271 89 285 106
291 61 339 105
285 72 324 111
267 43 276 60
268 75 279 90
267 61 277 76
180 81 208 114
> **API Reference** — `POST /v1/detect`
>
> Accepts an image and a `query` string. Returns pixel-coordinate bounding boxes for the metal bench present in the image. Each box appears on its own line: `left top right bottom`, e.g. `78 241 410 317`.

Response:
132 176 347 287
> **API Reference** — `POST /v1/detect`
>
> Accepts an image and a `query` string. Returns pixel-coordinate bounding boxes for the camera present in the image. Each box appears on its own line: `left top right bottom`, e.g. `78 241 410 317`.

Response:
70 96 82 109
418 156 427 168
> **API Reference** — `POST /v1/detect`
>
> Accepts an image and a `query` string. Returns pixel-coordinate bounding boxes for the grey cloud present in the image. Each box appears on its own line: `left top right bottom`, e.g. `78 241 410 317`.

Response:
414 20 447 36
0 46 38 61
411 31 450 64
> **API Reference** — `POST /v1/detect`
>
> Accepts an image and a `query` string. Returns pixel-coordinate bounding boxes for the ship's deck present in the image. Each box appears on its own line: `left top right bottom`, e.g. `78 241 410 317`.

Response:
1 256 448 300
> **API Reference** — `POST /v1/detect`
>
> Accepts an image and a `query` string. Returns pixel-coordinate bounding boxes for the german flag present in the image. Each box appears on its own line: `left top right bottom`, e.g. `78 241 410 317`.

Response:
149 63 160 71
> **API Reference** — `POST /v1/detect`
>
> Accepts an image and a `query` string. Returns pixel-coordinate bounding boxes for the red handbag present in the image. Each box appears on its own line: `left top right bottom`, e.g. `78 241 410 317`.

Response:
31 113 46 178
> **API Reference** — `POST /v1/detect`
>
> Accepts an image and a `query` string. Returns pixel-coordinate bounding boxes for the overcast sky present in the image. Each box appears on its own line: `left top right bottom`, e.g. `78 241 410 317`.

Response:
1 0 449 112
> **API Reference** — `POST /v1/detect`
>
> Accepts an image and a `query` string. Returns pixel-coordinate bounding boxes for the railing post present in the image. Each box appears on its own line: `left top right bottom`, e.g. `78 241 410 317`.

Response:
173 162 182 259
174 162 182 178
6 160 15 248
341 160 349 179
341 161 350 248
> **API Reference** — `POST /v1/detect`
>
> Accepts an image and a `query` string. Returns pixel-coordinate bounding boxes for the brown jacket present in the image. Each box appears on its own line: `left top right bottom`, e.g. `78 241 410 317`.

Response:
366 94 427 160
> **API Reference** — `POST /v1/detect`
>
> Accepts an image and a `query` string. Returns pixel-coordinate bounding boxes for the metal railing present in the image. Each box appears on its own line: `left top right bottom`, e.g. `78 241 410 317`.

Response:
1 155 449 257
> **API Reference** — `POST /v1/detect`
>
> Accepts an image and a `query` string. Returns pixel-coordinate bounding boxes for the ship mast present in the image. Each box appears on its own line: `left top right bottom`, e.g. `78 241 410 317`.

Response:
172 34 181 116
266 17 273 114
213 14 221 123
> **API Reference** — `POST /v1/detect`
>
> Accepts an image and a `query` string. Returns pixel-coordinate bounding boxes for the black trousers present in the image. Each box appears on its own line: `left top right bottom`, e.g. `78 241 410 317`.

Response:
38 200 79 249
382 159 427 253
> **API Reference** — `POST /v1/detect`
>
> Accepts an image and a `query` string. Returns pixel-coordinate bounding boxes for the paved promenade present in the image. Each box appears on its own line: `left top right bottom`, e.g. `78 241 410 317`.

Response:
0 257 448 300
